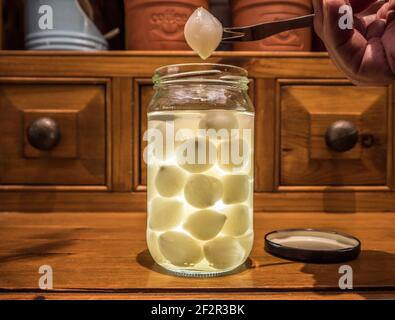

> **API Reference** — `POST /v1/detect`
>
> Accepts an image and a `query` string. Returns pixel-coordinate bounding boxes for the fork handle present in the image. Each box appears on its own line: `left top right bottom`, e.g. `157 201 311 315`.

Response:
230 14 315 42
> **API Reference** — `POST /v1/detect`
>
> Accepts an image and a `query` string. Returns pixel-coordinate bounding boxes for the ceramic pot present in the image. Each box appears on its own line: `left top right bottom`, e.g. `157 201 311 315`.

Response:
124 0 208 50
230 0 312 51
25 0 108 51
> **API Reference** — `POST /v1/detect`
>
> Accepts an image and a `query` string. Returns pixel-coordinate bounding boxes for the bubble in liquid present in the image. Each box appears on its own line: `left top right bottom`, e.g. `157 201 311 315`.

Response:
177 137 216 173
183 210 227 240
218 138 250 172
184 174 223 209
204 236 245 270
155 165 187 197
199 111 239 139
222 174 250 204
149 197 184 231
147 229 164 264
158 231 203 267
222 205 251 237
184 7 223 60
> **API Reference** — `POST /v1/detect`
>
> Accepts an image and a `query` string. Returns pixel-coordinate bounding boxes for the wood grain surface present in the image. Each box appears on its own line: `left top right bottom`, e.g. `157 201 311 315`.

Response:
280 84 389 186
1 52 395 213
0 51 341 78
0 212 394 300
0 80 108 186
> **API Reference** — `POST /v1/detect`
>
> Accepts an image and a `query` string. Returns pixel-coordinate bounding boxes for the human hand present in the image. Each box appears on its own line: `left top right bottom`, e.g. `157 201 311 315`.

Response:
349 0 377 13
313 0 395 85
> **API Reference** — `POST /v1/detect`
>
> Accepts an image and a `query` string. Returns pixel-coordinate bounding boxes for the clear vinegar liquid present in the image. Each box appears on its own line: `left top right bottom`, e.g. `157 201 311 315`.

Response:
146 109 254 277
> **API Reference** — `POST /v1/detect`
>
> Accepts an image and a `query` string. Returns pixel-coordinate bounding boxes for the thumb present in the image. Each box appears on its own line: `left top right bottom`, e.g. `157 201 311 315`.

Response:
382 0 395 75
323 0 354 47
322 0 368 79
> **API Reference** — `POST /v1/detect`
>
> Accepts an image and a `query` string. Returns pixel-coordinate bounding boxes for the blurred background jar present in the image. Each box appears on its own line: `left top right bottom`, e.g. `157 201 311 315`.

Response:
230 0 313 51
124 0 208 50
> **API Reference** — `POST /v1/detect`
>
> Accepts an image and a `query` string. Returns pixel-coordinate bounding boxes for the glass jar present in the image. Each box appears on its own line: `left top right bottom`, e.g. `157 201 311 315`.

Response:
145 63 254 277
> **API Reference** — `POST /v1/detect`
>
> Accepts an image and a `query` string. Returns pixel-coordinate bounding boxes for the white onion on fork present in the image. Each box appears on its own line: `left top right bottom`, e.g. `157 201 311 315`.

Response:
184 7 223 60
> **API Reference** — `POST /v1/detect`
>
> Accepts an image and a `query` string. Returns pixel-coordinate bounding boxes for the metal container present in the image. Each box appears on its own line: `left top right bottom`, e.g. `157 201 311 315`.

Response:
25 0 108 51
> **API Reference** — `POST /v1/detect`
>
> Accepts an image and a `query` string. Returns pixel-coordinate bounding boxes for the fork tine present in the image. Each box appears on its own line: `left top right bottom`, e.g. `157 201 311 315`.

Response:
222 30 245 43
222 14 314 43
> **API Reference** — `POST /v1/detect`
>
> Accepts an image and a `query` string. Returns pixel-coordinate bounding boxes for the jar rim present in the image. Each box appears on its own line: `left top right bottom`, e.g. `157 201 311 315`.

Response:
153 63 249 87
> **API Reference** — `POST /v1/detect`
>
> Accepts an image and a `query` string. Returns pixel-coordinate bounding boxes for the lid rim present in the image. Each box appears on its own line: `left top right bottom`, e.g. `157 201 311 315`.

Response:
153 63 249 88
264 228 361 263
154 63 248 77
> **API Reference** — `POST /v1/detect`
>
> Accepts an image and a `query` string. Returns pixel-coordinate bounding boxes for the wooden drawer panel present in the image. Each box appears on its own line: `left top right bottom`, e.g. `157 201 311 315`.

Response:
0 81 106 186
280 84 389 187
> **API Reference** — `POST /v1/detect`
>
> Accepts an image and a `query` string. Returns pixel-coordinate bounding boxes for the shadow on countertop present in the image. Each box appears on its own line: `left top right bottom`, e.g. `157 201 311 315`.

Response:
136 249 254 278
301 250 395 298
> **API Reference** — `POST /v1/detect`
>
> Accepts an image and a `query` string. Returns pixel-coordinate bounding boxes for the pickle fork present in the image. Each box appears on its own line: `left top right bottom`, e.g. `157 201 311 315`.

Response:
222 14 315 43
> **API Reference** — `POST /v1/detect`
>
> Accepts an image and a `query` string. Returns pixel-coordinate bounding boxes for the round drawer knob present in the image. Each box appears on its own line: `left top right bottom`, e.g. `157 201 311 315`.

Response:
27 117 61 151
325 120 359 152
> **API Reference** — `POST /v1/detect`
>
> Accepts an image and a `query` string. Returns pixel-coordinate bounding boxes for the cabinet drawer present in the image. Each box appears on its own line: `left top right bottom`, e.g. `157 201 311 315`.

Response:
0 81 106 186
280 84 389 187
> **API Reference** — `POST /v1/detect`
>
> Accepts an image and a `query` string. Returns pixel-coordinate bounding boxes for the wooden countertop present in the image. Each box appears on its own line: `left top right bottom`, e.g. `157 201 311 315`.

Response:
1 212 395 300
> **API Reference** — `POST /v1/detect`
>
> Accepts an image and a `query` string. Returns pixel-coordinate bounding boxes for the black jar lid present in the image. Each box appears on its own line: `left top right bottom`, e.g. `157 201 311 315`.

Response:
264 229 361 263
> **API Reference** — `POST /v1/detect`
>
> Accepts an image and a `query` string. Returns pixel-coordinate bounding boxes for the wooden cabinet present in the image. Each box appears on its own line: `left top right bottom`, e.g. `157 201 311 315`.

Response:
0 79 108 187
0 52 395 212
280 83 389 187
133 78 153 191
